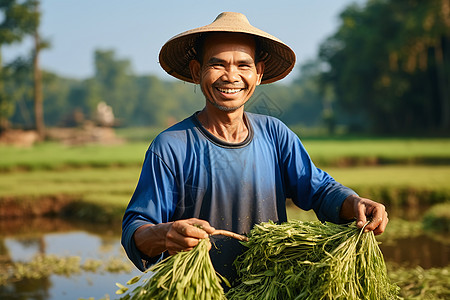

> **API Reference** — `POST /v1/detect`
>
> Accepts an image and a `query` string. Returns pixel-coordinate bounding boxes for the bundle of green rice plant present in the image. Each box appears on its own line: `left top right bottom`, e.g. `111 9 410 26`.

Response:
116 237 229 300
226 220 400 300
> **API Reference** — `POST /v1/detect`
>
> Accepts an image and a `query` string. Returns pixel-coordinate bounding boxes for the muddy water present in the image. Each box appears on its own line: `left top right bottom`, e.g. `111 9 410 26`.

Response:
0 218 141 300
0 217 448 300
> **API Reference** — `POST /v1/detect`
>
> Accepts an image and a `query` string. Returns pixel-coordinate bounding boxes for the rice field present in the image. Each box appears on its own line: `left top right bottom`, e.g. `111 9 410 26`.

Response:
0 137 449 299
1 138 449 171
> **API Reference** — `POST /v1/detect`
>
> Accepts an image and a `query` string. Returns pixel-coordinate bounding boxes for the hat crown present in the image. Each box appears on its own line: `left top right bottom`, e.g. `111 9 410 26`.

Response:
212 12 250 26
159 12 296 84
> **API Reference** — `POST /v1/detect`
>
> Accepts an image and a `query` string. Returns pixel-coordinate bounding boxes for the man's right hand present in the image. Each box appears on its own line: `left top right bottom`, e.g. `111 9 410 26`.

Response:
165 218 215 255
133 218 215 258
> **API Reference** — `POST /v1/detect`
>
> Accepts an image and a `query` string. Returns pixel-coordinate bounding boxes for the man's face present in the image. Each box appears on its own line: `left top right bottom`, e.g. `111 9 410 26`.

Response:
190 33 264 112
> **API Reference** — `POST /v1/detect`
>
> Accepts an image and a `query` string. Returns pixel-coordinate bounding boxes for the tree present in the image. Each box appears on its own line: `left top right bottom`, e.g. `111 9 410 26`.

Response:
32 1 49 140
319 0 450 134
0 0 39 130
94 49 136 125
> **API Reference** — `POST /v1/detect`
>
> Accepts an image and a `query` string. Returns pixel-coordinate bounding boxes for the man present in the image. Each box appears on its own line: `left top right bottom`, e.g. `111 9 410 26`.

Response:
122 12 389 283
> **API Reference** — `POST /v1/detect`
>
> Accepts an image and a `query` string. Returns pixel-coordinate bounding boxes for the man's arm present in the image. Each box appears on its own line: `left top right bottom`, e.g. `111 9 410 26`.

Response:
133 218 215 257
340 194 389 235
277 124 389 235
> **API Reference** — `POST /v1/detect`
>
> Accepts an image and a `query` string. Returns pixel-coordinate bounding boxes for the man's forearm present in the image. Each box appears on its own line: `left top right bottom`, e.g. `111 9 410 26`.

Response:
339 194 359 221
133 222 173 258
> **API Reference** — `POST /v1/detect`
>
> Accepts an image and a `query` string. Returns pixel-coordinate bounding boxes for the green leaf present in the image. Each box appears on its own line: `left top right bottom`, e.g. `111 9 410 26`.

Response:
243 278 261 285
126 275 142 285
115 282 129 294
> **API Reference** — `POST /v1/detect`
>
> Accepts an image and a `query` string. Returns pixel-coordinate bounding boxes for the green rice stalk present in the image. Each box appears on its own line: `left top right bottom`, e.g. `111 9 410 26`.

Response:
116 238 229 300
227 220 400 300
387 264 450 299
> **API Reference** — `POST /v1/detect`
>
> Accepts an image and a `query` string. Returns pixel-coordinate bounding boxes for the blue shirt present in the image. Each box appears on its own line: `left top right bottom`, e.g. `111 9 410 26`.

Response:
122 112 355 282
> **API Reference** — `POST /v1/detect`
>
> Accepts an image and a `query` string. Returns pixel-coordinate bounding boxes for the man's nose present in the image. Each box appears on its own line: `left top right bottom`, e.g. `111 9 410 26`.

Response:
222 66 240 82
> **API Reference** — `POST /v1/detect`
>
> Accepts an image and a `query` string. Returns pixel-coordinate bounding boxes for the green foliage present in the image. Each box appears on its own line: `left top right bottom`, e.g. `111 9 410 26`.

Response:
0 0 39 45
423 203 450 233
319 0 450 134
227 220 400 299
117 238 228 300
3 1 450 136
0 0 40 123
0 254 132 286
387 264 450 299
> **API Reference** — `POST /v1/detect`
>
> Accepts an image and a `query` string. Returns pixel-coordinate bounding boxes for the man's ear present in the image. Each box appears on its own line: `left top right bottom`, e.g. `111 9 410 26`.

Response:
256 61 265 86
189 60 201 84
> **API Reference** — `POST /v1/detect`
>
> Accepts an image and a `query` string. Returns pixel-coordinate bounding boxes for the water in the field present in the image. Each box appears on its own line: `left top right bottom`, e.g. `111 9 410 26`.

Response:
0 216 448 300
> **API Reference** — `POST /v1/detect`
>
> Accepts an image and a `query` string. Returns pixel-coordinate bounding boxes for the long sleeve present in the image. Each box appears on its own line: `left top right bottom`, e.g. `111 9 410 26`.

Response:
278 125 356 223
121 149 179 271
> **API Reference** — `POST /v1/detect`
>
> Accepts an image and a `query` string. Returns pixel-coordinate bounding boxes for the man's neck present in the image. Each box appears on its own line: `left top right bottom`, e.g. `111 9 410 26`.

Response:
197 106 248 143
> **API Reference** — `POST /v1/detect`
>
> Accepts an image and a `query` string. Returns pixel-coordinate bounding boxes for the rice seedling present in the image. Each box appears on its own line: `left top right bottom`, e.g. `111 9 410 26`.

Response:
0 254 133 286
227 220 400 300
387 264 450 299
116 237 229 300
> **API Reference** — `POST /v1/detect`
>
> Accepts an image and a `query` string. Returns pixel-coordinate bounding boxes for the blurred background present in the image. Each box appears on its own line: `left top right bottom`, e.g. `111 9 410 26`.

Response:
0 0 449 299
2 0 449 137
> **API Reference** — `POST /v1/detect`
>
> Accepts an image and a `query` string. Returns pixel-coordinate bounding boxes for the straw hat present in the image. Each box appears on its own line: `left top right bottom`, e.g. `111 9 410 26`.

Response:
158 12 296 84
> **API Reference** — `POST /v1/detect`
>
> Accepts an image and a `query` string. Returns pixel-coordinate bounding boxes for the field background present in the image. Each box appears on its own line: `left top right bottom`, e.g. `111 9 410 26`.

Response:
1 135 449 299
1 137 449 215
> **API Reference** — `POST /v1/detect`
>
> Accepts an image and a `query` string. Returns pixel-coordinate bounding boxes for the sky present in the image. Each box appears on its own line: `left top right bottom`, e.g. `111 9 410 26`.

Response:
4 0 365 83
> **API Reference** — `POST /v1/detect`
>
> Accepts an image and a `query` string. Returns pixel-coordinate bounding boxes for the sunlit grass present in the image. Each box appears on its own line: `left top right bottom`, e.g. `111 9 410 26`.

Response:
1 165 449 202
0 167 139 198
0 142 149 171
1 138 449 171
325 165 450 191
304 138 450 166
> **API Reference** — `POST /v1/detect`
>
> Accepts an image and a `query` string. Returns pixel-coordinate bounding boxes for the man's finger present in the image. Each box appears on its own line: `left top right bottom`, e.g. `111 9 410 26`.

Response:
172 220 211 239
186 218 216 234
356 202 367 228
372 211 389 235
364 207 386 233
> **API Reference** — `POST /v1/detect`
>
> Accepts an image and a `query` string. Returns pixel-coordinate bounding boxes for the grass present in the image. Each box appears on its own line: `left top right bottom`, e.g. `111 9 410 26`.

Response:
387 264 450 299
0 137 448 223
1 165 449 222
326 165 450 188
303 137 450 167
1 138 449 172
423 203 450 233
0 167 138 201
325 165 450 207
3 164 448 200
0 166 140 221
0 142 149 172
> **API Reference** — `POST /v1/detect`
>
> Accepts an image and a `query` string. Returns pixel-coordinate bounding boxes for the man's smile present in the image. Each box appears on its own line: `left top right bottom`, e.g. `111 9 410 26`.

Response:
215 87 244 94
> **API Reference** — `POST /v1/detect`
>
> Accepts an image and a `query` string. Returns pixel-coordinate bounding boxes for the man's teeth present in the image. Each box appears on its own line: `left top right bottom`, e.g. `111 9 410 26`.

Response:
217 88 242 94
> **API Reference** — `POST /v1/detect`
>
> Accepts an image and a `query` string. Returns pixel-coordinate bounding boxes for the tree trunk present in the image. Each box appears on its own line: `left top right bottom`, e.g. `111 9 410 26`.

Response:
0 49 6 132
33 29 45 140
435 38 450 131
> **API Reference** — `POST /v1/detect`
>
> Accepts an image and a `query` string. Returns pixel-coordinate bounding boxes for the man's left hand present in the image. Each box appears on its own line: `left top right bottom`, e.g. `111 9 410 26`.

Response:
340 195 389 235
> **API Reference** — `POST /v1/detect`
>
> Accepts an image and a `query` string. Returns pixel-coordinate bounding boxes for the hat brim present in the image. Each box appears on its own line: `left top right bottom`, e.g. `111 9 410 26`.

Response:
158 13 296 84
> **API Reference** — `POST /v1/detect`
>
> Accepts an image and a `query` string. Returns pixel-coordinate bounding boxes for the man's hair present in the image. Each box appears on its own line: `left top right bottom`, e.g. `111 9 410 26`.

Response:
193 33 264 65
